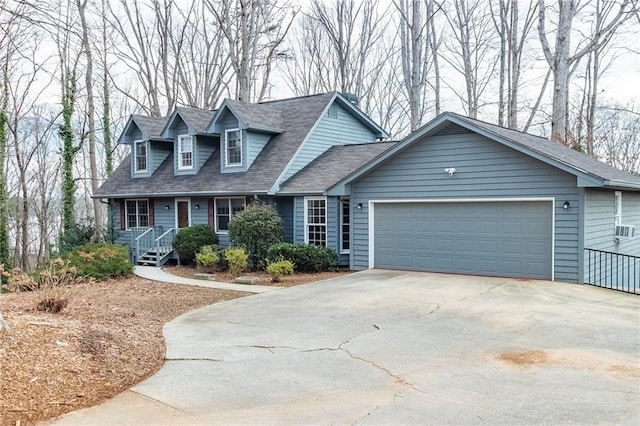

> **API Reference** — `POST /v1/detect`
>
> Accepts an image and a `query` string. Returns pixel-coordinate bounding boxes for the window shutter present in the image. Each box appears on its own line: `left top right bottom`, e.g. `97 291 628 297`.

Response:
120 201 126 230
148 200 155 226
208 198 214 227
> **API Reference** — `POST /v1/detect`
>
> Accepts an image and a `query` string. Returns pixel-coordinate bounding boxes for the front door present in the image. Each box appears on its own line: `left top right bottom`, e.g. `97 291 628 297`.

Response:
176 199 190 228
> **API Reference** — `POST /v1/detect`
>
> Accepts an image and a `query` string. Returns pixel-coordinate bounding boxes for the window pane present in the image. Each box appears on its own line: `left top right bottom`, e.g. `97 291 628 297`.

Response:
226 130 242 165
218 215 229 231
231 198 245 214
341 202 350 251
306 199 327 246
135 142 147 171
179 136 193 168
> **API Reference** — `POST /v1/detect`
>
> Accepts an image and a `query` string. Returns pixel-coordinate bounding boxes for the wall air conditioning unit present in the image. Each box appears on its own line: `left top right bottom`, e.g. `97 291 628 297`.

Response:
614 224 636 242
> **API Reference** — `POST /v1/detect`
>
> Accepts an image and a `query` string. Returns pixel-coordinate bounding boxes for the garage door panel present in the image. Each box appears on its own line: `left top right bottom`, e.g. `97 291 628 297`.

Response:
373 201 552 280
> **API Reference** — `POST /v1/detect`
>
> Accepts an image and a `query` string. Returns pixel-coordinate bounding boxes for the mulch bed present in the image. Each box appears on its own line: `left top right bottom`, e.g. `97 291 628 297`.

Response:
0 276 247 426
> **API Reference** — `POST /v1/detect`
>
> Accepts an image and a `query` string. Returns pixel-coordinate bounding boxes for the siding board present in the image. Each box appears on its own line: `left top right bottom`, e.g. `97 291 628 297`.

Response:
282 102 378 182
351 132 581 283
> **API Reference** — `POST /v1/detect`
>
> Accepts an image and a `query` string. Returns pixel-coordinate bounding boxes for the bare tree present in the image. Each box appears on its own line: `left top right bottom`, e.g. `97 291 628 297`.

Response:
443 0 498 119
491 0 538 128
77 0 104 232
592 106 640 174
395 0 441 131
537 0 634 145
206 0 296 102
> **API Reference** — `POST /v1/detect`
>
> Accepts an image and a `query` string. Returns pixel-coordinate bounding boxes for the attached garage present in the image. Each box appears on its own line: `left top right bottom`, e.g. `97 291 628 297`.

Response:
371 199 553 280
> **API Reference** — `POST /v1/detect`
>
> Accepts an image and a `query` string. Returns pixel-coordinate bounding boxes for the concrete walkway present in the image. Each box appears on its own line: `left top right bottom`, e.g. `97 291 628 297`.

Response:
133 265 279 293
46 270 639 425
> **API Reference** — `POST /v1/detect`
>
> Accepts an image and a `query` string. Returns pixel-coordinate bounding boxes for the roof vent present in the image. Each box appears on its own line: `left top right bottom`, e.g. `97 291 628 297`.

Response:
341 92 358 106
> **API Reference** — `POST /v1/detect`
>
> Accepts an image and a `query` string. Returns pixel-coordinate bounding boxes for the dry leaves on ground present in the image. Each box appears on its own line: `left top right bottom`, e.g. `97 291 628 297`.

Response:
0 276 248 426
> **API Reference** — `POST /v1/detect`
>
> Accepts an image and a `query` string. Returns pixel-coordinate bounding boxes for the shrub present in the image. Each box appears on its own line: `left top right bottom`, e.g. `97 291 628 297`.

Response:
59 219 99 253
195 245 220 272
225 248 248 277
228 204 284 270
4 258 86 314
173 225 219 264
266 259 294 282
267 243 338 272
65 243 132 280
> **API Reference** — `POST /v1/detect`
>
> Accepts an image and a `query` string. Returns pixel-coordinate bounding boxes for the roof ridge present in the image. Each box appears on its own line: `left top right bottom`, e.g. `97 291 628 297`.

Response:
448 111 550 142
256 92 334 105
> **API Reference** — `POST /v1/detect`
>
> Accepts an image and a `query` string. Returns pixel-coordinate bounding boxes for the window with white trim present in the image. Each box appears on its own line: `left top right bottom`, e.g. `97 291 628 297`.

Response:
215 197 245 232
126 199 149 229
305 197 327 247
614 191 622 225
178 135 193 170
225 129 242 166
340 199 350 253
134 140 148 173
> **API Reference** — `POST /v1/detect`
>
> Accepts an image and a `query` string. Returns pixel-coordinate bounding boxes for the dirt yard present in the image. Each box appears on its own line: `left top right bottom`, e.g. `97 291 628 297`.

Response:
0 267 351 426
0 276 248 426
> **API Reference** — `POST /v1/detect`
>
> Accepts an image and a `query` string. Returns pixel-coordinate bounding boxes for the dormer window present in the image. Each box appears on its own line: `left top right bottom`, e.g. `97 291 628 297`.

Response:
134 140 148 173
225 129 242 167
178 135 194 170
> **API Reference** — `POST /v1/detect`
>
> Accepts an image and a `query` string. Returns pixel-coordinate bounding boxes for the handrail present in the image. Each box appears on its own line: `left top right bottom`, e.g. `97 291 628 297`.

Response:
134 228 155 263
585 248 639 294
153 228 177 266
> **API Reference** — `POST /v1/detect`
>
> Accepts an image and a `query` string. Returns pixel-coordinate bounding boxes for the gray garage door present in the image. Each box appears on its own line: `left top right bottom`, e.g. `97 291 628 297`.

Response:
373 201 553 279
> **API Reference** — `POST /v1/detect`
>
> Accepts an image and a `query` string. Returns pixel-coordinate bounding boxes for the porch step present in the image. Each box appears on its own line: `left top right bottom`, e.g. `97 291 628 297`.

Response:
136 247 174 266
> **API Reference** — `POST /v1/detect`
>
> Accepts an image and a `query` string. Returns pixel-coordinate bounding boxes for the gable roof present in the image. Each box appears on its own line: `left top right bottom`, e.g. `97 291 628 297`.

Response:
160 107 216 137
278 141 397 194
216 99 284 133
96 93 345 198
117 115 168 144
334 111 640 191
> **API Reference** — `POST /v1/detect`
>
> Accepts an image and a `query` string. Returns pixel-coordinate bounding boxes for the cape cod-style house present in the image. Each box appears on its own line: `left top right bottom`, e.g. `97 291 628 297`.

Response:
96 92 640 290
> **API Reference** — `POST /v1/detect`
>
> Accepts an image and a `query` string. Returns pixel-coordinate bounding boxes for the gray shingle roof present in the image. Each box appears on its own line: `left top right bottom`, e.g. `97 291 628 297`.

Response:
96 93 336 197
132 115 168 138
175 107 216 133
278 142 397 194
449 112 640 186
224 99 284 131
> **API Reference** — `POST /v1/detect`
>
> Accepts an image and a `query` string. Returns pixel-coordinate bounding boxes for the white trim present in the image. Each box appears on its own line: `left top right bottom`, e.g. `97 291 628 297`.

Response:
339 199 350 254
614 191 622 225
367 197 556 281
124 198 150 230
174 198 191 228
304 196 328 245
213 196 246 233
224 128 243 167
133 140 148 173
177 134 194 170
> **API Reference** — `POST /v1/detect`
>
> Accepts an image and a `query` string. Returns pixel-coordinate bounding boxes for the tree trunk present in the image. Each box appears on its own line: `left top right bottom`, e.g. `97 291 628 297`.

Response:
77 0 103 232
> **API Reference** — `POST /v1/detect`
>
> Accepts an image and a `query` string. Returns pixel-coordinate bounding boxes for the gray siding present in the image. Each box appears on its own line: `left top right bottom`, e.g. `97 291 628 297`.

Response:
350 132 581 283
131 140 171 178
584 190 640 254
197 135 217 169
167 117 188 140
584 190 640 289
124 127 142 145
276 196 294 242
281 101 378 182
292 196 341 259
247 131 271 168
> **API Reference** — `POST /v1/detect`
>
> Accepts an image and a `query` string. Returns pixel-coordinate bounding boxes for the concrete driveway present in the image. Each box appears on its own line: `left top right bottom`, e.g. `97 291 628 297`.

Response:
49 270 639 425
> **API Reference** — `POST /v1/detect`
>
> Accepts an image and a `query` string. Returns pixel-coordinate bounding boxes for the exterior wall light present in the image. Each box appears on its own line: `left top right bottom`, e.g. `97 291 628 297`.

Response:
444 167 456 176
195 204 200 209
357 203 363 210
164 205 170 210
563 201 570 210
